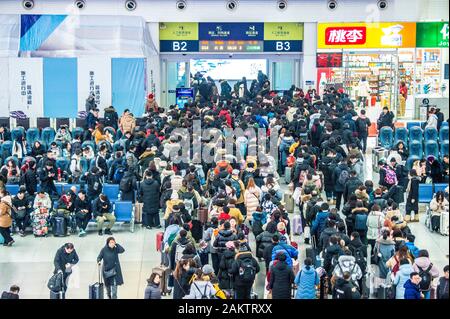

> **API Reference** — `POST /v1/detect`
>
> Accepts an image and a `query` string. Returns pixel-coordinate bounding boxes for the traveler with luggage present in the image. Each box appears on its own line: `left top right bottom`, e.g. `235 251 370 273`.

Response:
97 237 125 299
230 244 260 299
1 285 20 299
412 250 440 299
218 241 237 290
53 243 79 292
144 272 162 299
11 188 32 237
429 191 449 232
268 252 295 299
183 266 217 299
332 271 361 299
405 169 421 223
92 194 116 236
331 249 363 292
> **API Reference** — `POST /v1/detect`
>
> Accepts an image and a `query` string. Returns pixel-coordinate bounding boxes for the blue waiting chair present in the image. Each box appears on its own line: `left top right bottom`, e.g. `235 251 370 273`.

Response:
409 126 423 143
113 201 135 232
424 127 438 143
21 156 36 165
435 183 448 193
379 127 394 149
406 122 423 131
82 140 96 153
424 141 439 159
409 141 423 158
5 184 20 196
406 156 421 171
11 127 25 141
56 158 70 173
441 141 449 157
394 127 408 145
41 127 56 149
62 184 81 194
26 127 40 145
418 184 434 203
1 141 13 158
439 126 449 142
442 122 449 128
80 157 89 175
72 127 84 140
103 184 120 203
54 182 65 196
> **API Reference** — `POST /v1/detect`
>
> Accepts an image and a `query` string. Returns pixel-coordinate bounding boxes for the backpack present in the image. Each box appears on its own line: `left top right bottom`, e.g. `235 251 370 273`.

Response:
174 241 187 263
104 111 116 128
418 264 433 292
357 118 368 134
238 257 256 283
47 272 64 292
183 197 195 215
383 167 397 186
119 175 132 192
229 178 242 199
193 282 210 300
354 214 368 231
331 252 340 270
113 165 126 184
338 170 349 185
353 246 367 272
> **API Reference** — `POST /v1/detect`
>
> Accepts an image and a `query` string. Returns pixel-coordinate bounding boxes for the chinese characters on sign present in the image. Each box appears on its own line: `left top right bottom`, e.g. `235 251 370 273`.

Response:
440 23 449 47
316 53 343 68
20 71 33 107
325 27 366 45
89 71 101 106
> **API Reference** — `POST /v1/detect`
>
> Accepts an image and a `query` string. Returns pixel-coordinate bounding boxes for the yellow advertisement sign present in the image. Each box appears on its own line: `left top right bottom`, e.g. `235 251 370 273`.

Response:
264 23 304 40
318 22 416 49
159 22 199 40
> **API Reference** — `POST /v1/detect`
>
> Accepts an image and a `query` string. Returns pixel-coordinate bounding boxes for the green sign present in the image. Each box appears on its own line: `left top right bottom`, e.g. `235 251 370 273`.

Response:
264 23 303 40
416 22 449 48
159 22 198 40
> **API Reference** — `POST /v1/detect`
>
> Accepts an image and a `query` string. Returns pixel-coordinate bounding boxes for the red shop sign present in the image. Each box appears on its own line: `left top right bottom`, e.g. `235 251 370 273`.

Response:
325 26 367 45
316 52 343 67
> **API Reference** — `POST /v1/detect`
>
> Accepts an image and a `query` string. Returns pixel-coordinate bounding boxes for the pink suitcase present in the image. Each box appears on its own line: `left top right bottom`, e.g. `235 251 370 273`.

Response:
292 214 302 235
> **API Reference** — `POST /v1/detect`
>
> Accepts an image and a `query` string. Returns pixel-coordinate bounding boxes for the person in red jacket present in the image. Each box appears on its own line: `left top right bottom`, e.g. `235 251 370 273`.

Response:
218 108 232 127
218 206 232 222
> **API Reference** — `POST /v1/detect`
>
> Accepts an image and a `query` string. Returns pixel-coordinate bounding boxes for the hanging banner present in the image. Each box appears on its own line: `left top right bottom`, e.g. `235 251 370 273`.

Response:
77 57 112 112
8 57 44 117
318 22 416 49
416 22 449 48
0 58 9 116
0 15 20 57
199 23 264 41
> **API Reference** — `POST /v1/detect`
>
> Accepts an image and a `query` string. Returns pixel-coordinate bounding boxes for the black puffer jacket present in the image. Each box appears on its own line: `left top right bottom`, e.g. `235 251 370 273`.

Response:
318 227 338 253
139 178 160 214
97 243 125 286
218 249 236 289
213 229 238 253
343 177 363 202
53 245 79 274
268 260 295 299
256 231 275 258
323 244 344 275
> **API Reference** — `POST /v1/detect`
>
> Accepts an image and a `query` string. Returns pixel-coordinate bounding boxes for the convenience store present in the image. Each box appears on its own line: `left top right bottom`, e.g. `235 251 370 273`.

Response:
316 22 449 119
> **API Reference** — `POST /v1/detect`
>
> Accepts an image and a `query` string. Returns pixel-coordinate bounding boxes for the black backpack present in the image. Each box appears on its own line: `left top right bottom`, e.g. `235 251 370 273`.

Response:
119 175 133 192
353 246 367 273
47 272 64 292
238 257 256 283
418 264 433 292
104 111 116 128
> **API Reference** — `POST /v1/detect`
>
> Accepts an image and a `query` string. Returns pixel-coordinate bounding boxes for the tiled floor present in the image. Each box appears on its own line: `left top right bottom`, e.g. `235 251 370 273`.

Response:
0 138 448 299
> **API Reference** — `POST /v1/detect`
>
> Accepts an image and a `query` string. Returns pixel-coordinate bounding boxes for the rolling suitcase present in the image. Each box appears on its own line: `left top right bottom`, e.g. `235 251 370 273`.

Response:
191 219 203 242
156 232 164 252
292 214 302 235
284 166 292 184
152 266 171 296
134 203 143 223
440 211 449 236
284 191 295 214
89 264 104 299
50 290 65 299
52 216 67 237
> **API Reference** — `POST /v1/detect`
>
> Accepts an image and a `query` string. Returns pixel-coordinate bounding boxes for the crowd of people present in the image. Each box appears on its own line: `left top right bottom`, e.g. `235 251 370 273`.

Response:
0 71 449 300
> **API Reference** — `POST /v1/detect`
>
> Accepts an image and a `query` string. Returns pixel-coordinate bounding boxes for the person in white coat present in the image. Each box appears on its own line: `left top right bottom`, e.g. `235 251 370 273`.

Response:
357 77 371 108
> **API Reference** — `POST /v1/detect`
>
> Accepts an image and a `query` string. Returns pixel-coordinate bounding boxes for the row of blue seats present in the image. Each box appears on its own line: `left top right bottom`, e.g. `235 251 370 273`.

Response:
5 182 121 202
379 124 449 150
418 183 449 203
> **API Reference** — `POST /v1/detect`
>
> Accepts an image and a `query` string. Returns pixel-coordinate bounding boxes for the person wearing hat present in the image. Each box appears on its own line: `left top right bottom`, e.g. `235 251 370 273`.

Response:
230 243 260 299
145 93 159 114
0 190 14 246
12 187 32 237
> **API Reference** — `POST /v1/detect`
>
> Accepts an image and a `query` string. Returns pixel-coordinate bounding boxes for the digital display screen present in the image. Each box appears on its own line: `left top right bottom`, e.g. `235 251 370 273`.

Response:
190 59 267 80
199 40 264 52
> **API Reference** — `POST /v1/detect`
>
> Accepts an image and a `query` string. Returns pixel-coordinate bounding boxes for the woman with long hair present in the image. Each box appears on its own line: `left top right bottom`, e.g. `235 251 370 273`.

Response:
173 259 195 299
405 169 421 223
97 237 125 299
244 177 261 221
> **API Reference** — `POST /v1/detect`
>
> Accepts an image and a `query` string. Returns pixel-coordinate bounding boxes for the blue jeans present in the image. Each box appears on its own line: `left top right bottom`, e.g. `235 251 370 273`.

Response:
423 290 430 299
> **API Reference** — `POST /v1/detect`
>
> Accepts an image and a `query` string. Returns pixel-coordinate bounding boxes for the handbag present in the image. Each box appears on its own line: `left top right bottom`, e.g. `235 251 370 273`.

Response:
103 267 117 279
